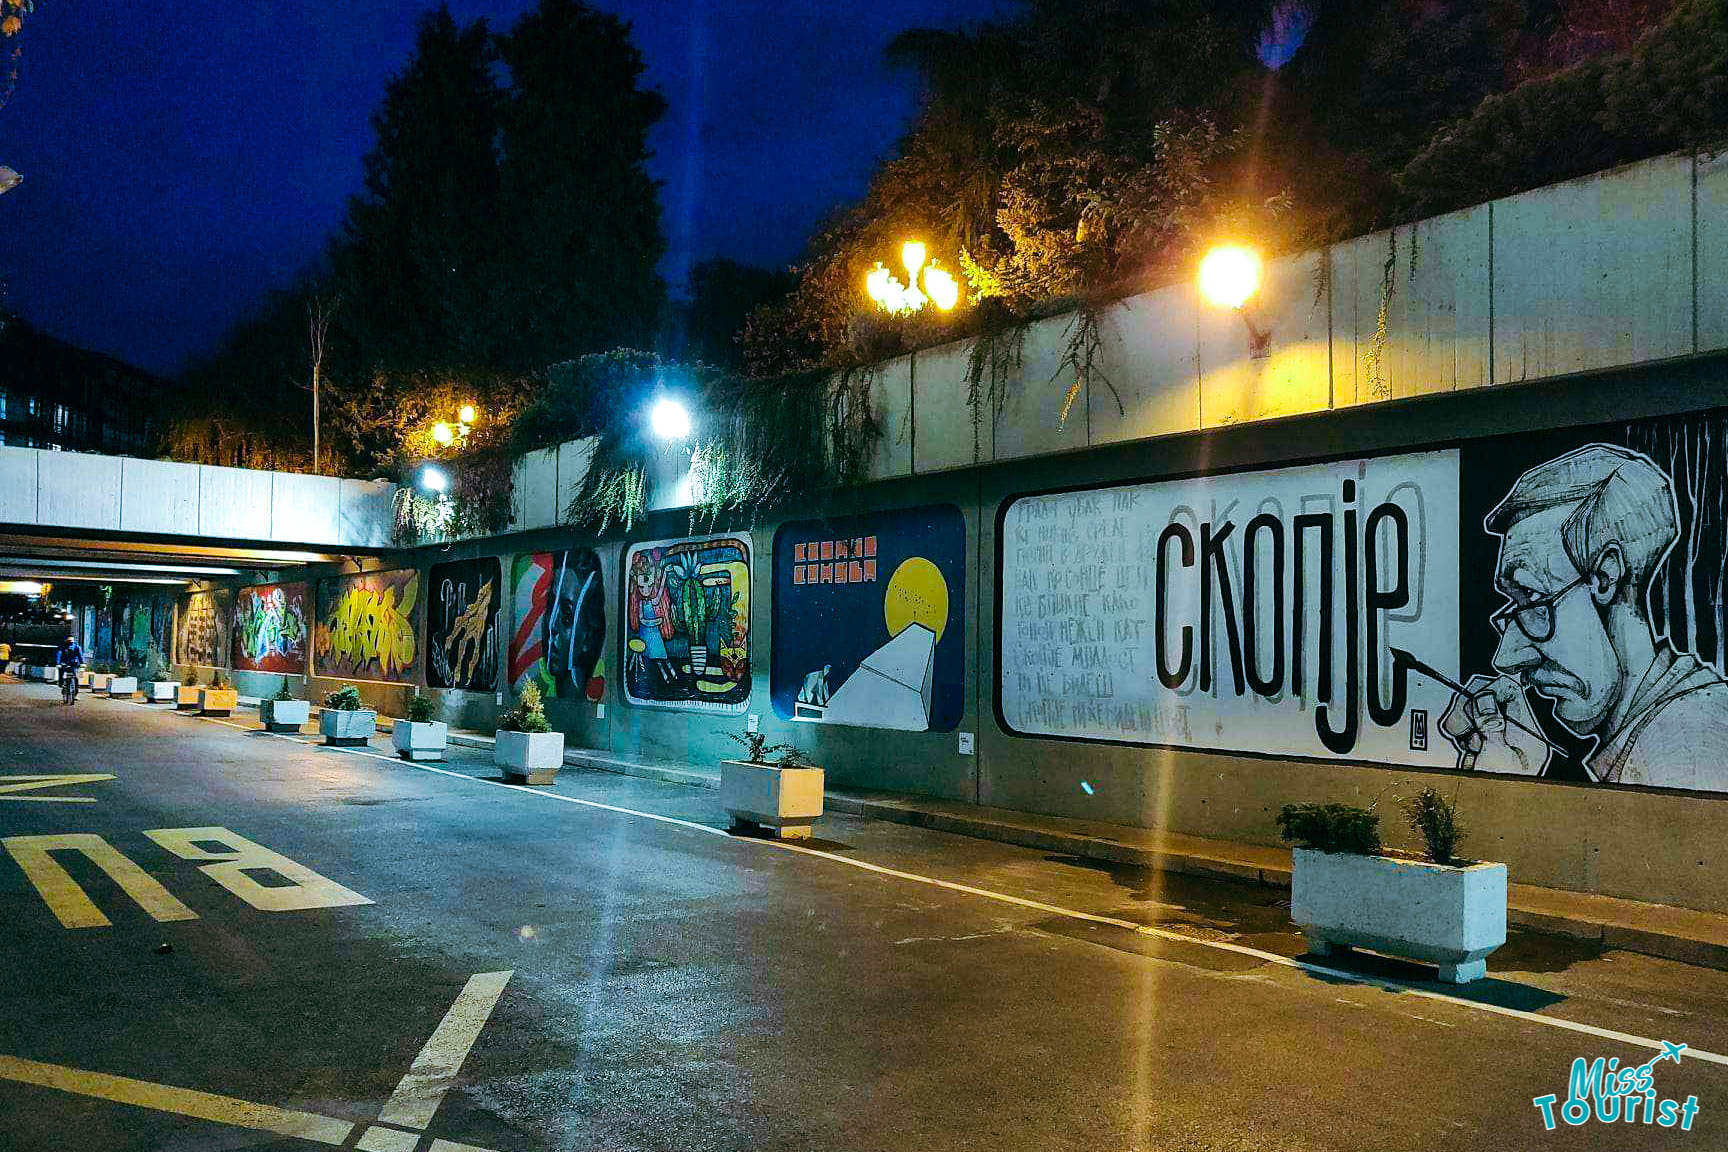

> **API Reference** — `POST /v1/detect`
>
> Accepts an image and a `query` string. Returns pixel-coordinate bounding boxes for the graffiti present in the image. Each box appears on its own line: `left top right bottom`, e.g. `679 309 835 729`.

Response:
623 536 749 712
315 570 420 682
427 559 500 690
773 506 966 731
509 550 605 702
177 591 232 667
232 583 309 674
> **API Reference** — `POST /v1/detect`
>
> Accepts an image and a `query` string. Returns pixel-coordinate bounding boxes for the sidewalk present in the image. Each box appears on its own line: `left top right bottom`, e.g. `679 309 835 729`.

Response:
297 701 1728 972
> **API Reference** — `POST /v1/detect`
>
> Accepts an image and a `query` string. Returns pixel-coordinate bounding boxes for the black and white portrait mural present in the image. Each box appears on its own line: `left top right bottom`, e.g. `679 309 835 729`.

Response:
998 408 1728 794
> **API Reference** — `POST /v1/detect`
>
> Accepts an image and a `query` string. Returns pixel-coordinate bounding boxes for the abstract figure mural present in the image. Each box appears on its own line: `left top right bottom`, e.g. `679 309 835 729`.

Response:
622 536 750 712
176 590 232 667
772 506 965 731
232 583 309 674
427 559 500 691
314 569 420 682
509 549 606 702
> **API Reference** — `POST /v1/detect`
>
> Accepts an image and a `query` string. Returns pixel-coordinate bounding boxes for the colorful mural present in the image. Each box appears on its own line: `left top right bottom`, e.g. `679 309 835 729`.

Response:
232 583 310 673
176 590 232 667
509 549 606 702
427 559 501 691
622 536 750 712
314 569 420 682
773 506 966 731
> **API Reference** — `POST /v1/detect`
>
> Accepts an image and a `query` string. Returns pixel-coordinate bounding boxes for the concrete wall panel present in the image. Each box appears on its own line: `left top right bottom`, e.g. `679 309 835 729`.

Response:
197 465 275 541
512 447 559 531
910 340 978 474
990 314 1090 462
1198 249 1331 427
338 479 397 549
1492 154 1693 383
1333 207 1492 405
1698 149 1728 353
865 355 913 481
271 473 343 546
558 437 597 518
38 451 122 531
1089 285 1201 446
0 447 38 525
118 458 200 536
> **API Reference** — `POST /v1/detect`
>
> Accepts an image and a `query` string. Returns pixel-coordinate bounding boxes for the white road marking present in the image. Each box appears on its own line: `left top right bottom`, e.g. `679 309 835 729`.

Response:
180 706 1728 1069
378 970 513 1130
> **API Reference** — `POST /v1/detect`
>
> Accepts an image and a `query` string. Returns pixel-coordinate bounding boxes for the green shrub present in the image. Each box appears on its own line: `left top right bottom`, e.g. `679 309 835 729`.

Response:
405 694 439 724
1276 803 1382 856
182 667 200 687
274 678 295 702
323 684 365 711
1401 786 1466 865
499 682 551 733
211 669 229 690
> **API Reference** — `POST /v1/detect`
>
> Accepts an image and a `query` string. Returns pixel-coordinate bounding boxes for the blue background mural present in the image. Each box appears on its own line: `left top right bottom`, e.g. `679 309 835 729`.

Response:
772 504 965 732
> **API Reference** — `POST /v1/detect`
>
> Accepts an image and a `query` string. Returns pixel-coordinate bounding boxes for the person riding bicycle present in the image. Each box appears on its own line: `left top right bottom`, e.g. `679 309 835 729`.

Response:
55 635 84 702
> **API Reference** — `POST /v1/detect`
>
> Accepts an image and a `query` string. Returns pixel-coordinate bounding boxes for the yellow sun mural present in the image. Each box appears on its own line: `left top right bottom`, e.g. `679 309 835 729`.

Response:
883 556 949 642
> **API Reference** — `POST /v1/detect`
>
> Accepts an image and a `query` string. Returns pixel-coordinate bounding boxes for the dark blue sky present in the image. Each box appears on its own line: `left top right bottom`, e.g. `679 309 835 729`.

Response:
0 0 1005 376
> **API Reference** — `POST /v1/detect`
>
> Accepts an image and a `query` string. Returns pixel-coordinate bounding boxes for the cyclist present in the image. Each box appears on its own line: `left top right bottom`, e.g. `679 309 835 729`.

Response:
55 634 83 704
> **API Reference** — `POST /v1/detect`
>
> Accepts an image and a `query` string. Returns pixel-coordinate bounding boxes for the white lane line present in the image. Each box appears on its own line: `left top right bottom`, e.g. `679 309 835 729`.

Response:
378 971 513 1131
184 707 1728 1069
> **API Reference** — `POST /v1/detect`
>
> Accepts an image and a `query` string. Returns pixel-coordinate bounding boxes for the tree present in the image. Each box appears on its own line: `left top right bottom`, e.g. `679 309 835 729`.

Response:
675 259 796 371
492 0 668 370
333 5 502 373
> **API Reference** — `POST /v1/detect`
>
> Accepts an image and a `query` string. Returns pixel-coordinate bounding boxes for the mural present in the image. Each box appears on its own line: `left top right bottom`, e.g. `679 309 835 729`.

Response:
999 408 1728 793
232 583 309 673
427 559 501 691
772 506 966 731
314 569 420 683
509 549 606 702
622 536 750 712
176 590 232 667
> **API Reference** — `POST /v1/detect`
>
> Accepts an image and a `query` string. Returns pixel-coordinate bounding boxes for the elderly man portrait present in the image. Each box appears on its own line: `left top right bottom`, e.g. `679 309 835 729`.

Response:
1441 443 1728 791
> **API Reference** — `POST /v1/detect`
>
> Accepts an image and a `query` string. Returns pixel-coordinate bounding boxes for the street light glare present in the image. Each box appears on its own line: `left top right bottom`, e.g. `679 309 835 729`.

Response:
431 422 455 446
650 397 692 441
458 404 476 425
1199 245 1261 310
419 464 449 494
901 240 927 280
925 264 960 311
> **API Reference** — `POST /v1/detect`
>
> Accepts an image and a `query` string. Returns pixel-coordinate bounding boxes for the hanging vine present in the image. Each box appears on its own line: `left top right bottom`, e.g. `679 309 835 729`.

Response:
1054 303 1124 431
1364 227 1397 402
963 301 1027 463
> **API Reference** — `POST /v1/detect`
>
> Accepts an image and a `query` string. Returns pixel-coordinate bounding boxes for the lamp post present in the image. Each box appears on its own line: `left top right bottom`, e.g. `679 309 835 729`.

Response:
430 404 479 449
1199 244 1270 359
865 240 961 315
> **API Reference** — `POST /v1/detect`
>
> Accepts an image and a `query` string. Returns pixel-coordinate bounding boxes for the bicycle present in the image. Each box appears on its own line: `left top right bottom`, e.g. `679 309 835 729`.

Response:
59 666 79 705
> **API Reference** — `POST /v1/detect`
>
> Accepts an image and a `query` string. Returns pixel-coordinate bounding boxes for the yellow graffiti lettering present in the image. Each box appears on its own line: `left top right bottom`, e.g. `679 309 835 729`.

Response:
317 575 418 677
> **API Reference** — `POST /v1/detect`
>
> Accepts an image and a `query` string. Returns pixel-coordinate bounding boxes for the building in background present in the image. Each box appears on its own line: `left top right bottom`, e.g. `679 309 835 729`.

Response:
0 314 158 454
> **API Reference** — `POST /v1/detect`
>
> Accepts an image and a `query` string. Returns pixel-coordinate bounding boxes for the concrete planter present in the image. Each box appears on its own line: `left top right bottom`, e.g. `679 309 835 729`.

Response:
175 684 202 710
495 729 563 785
1290 847 1507 983
720 759 825 840
38 667 56 682
77 670 93 688
90 673 112 694
260 698 310 732
198 687 238 716
106 676 139 698
392 720 448 762
147 680 180 703
320 708 377 746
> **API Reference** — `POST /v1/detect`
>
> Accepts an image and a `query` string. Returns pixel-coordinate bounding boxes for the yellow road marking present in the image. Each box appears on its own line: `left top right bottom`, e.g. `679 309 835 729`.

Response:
0 773 114 802
2 834 199 928
0 1053 355 1146
144 826 374 913
378 970 513 1130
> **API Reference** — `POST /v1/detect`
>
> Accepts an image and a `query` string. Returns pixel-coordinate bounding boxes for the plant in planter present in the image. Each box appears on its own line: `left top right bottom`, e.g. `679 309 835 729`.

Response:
720 727 825 840
319 684 377 746
199 668 238 716
176 667 203 710
392 692 449 762
144 647 179 703
89 661 114 694
260 678 310 733
1281 792 1506 984
106 663 140 699
495 683 563 784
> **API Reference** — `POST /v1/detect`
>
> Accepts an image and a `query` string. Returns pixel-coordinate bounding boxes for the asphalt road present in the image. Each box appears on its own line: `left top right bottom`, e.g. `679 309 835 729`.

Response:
0 681 1724 1151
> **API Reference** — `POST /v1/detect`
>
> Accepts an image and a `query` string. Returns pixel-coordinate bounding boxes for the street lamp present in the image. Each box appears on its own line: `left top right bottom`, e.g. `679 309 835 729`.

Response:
429 404 478 449
865 239 961 315
1199 244 1270 359
418 464 449 495
649 397 692 442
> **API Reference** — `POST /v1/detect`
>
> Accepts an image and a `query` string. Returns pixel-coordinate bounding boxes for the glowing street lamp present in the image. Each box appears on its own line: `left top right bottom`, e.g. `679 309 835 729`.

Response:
649 397 692 441
865 239 961 315
431 422 455 446
428 404 479 450
1199 244 1270 358
418 464 449 495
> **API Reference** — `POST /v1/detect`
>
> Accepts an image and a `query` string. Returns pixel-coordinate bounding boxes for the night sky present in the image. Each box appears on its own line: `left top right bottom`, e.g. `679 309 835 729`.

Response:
0 0 1004 377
